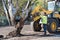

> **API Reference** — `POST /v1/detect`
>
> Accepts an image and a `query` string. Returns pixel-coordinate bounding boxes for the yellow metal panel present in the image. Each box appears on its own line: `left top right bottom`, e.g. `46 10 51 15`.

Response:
31 5 40 15
54 14 60 18
34 16 40 21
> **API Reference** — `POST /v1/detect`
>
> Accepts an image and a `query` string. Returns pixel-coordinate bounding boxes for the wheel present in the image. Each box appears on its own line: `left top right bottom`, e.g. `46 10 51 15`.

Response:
47 19 58 33
33 21 42 32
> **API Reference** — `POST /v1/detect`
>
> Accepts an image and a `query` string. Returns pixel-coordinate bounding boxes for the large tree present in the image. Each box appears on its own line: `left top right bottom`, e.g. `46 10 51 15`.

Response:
0 0 4 16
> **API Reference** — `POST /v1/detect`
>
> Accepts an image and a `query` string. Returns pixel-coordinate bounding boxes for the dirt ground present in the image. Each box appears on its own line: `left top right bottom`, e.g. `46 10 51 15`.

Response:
0 25 60 40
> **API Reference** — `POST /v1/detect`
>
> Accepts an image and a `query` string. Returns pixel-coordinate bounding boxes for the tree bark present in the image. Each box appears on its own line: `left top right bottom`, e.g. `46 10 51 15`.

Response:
2 0 10 25
8 0 14 25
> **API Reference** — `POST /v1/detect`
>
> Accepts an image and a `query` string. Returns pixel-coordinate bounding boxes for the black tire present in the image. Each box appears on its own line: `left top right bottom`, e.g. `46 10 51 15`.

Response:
47 19 58 33
33 21 42 32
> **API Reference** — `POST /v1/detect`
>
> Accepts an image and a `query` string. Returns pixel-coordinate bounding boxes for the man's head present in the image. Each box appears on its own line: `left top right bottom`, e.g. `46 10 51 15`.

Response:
44 12 47 16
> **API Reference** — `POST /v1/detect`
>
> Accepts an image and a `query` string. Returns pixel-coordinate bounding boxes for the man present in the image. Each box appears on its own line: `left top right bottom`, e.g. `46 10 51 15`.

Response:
40 12 47 35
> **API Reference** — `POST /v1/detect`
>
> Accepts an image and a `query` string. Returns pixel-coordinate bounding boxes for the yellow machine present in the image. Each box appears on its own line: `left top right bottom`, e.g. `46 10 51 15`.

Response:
31 5 52 21
28 0 60 33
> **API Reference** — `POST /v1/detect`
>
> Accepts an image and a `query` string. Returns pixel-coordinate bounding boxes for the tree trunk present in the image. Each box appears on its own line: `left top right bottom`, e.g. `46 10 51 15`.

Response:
2 0 10 25
8 0 14 25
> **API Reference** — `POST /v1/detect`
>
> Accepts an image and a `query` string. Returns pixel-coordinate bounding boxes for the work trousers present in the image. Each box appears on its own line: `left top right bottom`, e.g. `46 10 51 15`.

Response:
43 24 47 33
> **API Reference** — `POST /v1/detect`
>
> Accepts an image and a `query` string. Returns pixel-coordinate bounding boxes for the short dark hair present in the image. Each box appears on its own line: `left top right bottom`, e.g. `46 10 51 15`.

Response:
44 12 47 16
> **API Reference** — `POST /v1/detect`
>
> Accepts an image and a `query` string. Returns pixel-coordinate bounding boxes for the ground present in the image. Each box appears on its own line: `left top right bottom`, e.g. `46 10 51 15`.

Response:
0 25 60 40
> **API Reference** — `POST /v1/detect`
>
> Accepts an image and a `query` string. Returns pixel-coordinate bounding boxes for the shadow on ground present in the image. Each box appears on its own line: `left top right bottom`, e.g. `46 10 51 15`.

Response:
16 30 60 37
1 29 60 39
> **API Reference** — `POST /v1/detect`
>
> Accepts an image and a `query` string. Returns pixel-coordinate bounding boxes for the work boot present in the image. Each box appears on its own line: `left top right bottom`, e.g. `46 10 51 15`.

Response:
44 31 47 35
